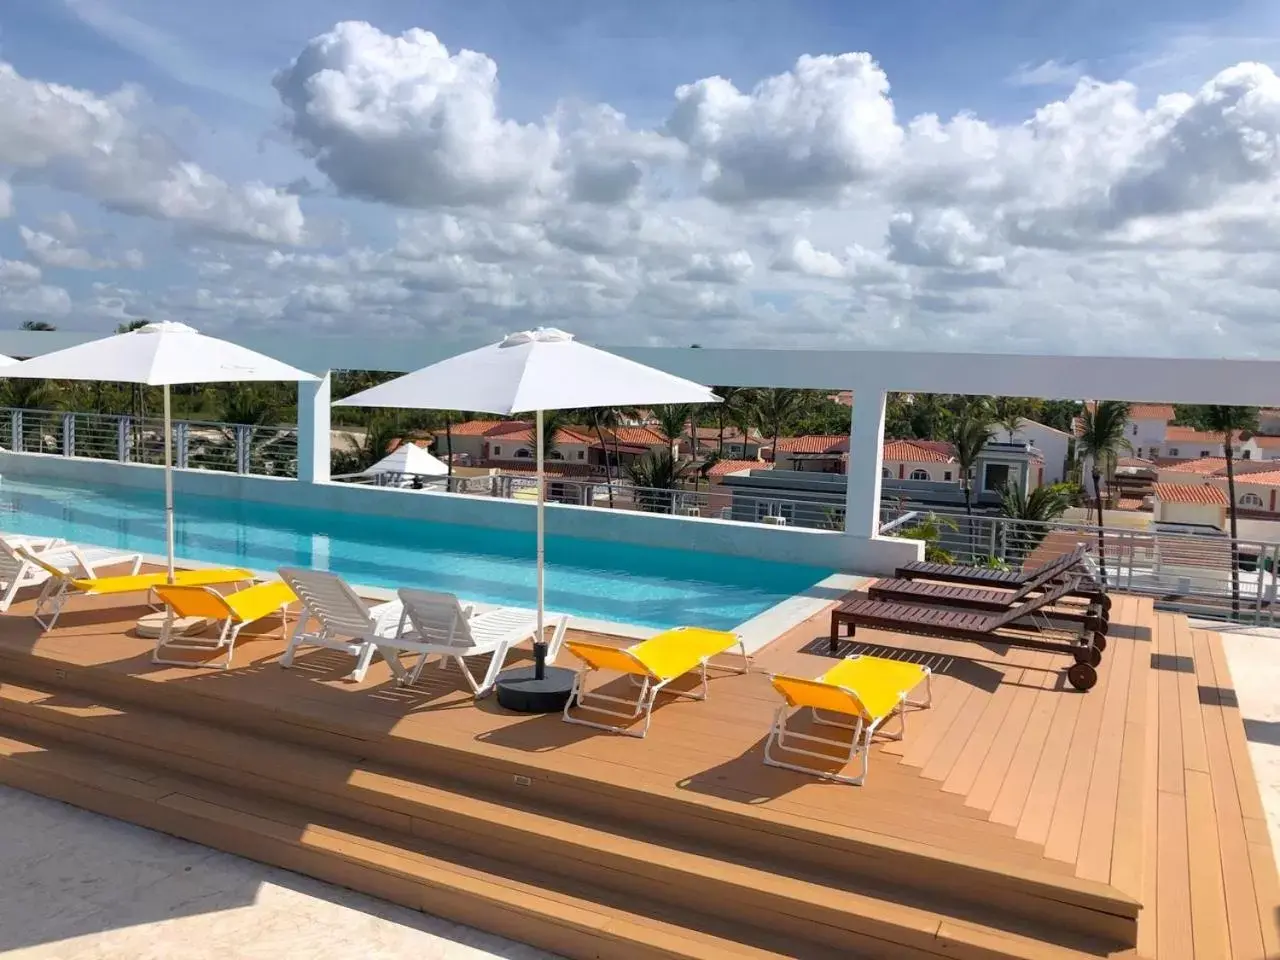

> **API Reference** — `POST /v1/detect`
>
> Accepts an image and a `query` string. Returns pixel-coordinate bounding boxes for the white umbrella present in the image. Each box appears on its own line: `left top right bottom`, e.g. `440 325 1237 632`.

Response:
361 442 449 480
335 327 719 698
0 354 17 366
3 322 318 579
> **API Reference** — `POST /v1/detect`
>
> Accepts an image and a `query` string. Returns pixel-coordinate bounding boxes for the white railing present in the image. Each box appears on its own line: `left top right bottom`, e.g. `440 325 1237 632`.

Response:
333 469 847 530
879 505 1280 625
0 408 299 479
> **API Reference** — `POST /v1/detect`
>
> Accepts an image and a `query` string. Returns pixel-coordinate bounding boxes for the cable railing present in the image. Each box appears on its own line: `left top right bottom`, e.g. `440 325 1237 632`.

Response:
878 504 1280 626
333 469 847 530
0 407 299 479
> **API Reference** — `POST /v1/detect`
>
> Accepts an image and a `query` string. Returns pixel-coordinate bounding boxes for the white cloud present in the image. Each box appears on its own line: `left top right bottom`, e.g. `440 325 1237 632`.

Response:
1007 59 1087 88
0 180 11 219
667 53 902 202
0 259 41 286
274 21 561 208
0 284 72 318
18 226 145 270
0 61 304 243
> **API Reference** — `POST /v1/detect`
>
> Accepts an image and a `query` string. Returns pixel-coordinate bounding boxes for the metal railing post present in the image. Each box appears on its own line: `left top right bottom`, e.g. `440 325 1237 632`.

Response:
9 410 21 454
61 413 74 457
235 425 251 475
117 416 130 462
175 422 189 469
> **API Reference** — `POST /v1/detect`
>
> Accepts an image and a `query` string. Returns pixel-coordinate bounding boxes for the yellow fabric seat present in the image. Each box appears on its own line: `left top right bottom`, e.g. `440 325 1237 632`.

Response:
152 581 296 670
20 547 253 632
766 654 932 786
563 626 749 737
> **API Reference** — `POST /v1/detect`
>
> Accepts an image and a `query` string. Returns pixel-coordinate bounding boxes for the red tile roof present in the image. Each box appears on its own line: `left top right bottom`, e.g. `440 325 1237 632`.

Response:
1164 425 1238 444
883 439 955 462
774 435 849 455
707 459 770 478
1116 456 1156 468
1161 457 1228 475
1153 482 1228 506
1128 404 1175 422
1252 435 1280 448
606 426 669 446
1228 470 1280 487
442 419 525 437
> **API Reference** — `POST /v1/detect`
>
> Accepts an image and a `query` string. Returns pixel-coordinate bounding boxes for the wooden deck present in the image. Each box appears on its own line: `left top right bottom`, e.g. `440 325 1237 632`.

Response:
0 579 1276 958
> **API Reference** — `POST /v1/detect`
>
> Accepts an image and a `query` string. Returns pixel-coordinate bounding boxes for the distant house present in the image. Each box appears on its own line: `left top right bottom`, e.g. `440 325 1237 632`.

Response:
989 418 1071 484
430 420 670 473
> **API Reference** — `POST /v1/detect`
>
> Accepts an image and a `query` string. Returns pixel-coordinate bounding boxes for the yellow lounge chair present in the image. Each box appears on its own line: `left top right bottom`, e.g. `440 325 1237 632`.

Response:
766 655 932 786
153 581 297 670
20 548 253 631
562 626 749 737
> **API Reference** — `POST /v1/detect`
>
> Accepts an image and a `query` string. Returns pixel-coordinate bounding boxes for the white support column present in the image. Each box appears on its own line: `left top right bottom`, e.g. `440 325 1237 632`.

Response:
297 371 331 484
844 389 888 538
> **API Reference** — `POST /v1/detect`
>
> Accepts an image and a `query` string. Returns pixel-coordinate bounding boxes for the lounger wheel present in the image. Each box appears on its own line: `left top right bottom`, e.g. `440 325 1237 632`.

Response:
1074 644 1102 668
1092 633 1107 653
1067 662 1098 691
1099 594 1112 612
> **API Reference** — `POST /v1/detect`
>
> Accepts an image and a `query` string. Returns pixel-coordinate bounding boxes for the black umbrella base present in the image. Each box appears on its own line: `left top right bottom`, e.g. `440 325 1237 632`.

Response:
494 665 576 713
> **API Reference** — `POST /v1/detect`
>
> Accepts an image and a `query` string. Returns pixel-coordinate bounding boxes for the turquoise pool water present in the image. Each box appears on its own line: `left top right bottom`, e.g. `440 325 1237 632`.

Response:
0 478 830 630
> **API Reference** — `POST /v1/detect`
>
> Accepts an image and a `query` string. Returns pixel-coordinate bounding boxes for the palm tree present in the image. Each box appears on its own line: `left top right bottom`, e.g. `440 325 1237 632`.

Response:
653 404 693 455
577 406 616 507
909 393 950 440
754 388 804 466
1076 400 1132 586
994 397 1029 443
19 320 56 331
526 409 568 462
894 512 960 564
627 449 692 513
331 413 403 475
712 387 754 456
1199 405 1260 615
999 483 1072 566
951 417 993 561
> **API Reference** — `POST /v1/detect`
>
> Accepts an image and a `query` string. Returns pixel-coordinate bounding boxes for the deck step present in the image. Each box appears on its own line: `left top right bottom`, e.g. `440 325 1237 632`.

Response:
0 680 1126 960
0 654 1140 950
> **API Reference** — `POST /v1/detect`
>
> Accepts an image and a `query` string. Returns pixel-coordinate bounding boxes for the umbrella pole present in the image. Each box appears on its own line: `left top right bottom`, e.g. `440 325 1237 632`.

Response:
535 408 546 680
163 383 175 584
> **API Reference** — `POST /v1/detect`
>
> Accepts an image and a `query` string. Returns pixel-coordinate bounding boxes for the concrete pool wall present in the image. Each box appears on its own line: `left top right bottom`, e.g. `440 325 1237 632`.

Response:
0 451 922 574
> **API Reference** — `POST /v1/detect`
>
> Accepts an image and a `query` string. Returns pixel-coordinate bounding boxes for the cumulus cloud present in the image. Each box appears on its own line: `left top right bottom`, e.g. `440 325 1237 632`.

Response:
0 259 41 286
0 181 11 219
0 61 304 243
19 226 144 270
0 284 72 318
667 53 902 202
1007 59 1087 88
274 21 562 208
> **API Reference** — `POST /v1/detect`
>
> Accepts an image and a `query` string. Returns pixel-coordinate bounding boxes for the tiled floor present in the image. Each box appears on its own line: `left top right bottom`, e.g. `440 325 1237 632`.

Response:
0 784 556 960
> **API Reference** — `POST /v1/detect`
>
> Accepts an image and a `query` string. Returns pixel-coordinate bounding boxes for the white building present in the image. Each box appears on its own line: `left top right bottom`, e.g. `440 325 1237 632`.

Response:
990 417 1071 484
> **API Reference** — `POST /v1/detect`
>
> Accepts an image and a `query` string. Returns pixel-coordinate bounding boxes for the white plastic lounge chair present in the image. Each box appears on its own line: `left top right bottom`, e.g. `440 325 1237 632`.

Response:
278 568 405 682
389 588 569 696
0 539 144 613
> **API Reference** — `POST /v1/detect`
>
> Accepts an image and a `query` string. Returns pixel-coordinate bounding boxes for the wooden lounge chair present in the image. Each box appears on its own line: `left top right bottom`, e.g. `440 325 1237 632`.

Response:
20 549 254 631
278 568 404 682
389 588 569 696
562 626 749 737
0 538 143 613
766 654 932 786
153 581 297 670
830 577 1104 691
866 564 1108 631
894 545 1108 609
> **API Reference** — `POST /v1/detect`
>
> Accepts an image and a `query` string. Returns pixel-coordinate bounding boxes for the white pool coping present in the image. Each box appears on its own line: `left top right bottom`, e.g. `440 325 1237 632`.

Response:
13 537 857 654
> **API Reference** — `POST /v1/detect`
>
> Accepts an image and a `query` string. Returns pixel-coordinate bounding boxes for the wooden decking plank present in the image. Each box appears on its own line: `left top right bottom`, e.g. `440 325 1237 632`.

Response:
1042 621 1121 864
1184 769 1231 959
1014 689 1084 846
938 646 1036 796
1155 788 1194 960
1109 598 1153 900
1173 616 1209 777
965 651 1056 813
1155 613 1186 797
1246 835 1280 959
1205 632 1269 824
989 655 1069 827
1074 628 1135 881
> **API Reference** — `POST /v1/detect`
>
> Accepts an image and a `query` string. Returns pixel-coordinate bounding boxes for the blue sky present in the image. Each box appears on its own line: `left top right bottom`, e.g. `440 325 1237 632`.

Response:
0 0 1279 352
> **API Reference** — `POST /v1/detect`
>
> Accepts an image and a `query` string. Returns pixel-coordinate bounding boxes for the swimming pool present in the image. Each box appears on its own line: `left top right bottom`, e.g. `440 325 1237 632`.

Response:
0 478 831 630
